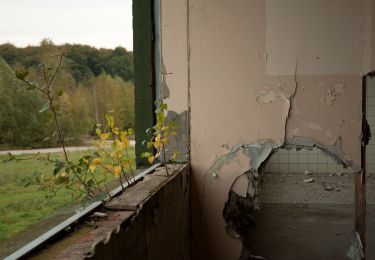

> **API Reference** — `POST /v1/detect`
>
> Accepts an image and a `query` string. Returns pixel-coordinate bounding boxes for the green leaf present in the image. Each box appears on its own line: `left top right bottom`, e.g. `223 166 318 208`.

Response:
141 152 151 158
160 103 168 110
15 69 29 80
87 179 95 187
53 159 64 175
56 89 63 96
105 113 114 128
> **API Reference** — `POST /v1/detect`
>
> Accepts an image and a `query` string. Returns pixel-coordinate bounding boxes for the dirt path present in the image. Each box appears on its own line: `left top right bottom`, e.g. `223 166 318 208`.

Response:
0 141 135 155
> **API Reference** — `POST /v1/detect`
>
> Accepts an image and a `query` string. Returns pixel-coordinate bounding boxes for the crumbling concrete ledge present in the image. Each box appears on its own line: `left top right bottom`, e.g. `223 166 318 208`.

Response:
30 164 189 260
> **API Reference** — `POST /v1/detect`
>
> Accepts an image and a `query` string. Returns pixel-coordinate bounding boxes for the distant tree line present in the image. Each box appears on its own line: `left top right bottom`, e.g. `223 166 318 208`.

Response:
0 40 134 149
0 39 133 83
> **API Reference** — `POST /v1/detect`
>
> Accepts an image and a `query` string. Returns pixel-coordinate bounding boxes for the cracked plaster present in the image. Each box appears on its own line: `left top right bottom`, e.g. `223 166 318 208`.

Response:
160 0 374 259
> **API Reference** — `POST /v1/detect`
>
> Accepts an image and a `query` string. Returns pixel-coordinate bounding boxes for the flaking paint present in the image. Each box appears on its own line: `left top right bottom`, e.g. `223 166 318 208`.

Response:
160 0 375 259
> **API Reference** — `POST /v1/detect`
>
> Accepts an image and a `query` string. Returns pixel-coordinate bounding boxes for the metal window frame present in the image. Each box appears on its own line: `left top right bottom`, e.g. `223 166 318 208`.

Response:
134 0 160 167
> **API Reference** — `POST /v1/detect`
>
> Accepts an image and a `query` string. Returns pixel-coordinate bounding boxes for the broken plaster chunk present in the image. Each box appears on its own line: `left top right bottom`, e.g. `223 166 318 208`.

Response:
334 83 345 94
231 174 249 198
256 89 277 103
323 183 335 191
305 121 322 131
91 212 108 218
303 177 314 183
304 169 312 175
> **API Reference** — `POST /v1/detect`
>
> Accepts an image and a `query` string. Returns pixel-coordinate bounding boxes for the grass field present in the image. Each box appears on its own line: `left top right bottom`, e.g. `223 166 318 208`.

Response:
0 148 135 242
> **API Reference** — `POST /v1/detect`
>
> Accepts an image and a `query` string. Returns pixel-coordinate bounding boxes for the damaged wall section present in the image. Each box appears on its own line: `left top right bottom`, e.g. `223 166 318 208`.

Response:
160 0 190 162
160 0 375 259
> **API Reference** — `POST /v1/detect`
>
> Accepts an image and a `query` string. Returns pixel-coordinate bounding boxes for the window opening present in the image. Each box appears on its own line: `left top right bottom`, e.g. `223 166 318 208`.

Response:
0 0 136 257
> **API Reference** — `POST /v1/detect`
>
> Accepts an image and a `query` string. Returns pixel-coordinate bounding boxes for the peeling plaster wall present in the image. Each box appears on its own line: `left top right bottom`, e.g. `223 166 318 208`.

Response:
286 75 363 168
160 0 189 112
160 0 375 259
160 0 190 162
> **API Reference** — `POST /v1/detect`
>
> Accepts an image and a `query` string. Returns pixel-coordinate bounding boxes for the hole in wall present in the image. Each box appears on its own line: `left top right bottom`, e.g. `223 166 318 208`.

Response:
243 147 357 260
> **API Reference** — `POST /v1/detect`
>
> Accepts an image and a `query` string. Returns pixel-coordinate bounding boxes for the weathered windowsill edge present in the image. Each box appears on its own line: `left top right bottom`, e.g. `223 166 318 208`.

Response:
28 163 189 260
3 163 162 260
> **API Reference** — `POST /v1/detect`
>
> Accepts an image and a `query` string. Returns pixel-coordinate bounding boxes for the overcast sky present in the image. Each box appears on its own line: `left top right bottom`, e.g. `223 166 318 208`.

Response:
0 0 133 50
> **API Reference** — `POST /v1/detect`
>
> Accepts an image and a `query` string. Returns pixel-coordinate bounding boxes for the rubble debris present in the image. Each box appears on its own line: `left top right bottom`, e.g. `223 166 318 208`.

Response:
347 232 364 260
304 169 312 175
303 177 314 183
240 247 266 260
91 212 108 219
323 183 335 191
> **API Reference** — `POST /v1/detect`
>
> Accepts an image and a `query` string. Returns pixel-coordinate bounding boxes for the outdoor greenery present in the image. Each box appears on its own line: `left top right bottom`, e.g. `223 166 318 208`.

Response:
0 40 134 149
0 149 135 241
0 40 137 242
142 100 179 174
7 52 139 201
0 39 178 245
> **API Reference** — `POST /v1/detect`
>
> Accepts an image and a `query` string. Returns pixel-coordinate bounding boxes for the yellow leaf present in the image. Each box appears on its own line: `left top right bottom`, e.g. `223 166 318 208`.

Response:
148 155 155 164
112 127 119 135
171 131 177 136
172 152 177 161
120 131 130 148
92 158 101 166
154 135 161 149
114 166 121 178
105 114 115 128
89 165 97 172
61 171 67 177
116 150 123 158
104 164 113 171
100 133 109 141
115 139 123 149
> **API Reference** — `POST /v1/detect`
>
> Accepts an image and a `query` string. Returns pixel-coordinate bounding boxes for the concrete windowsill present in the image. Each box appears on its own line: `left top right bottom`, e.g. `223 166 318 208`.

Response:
29 164 189 260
